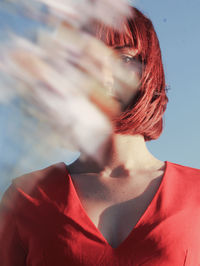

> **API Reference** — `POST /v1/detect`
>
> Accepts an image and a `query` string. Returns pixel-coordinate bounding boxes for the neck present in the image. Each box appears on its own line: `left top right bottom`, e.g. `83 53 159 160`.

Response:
98 134 163 179
77 133 164 179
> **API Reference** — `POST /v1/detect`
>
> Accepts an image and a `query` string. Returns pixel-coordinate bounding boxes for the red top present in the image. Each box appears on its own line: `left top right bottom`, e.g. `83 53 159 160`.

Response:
0 161 200 266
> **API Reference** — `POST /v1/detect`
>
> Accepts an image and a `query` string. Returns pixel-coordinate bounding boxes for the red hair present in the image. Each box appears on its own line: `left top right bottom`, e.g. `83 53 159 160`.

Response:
94 7 168 141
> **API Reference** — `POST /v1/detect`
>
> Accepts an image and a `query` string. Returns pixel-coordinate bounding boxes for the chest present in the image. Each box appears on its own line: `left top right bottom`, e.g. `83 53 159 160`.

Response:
71 175 163 249
81 199 147 248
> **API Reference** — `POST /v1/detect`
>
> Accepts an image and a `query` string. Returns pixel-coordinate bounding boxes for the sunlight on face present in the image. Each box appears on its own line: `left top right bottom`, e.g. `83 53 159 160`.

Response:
102 46 141 111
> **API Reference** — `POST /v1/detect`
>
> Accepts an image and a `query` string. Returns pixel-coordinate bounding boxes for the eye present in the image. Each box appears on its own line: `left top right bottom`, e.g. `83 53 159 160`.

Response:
120 55 137 65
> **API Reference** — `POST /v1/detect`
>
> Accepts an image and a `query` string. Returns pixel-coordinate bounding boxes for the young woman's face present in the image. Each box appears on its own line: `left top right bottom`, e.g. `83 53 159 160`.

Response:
103 45 141 110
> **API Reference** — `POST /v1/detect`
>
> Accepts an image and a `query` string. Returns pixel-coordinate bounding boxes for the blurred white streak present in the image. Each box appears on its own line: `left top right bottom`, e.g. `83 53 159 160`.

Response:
0 33 113 165
37 0 132 29
0 0 139 180
0 74 16 103
4 0 132 29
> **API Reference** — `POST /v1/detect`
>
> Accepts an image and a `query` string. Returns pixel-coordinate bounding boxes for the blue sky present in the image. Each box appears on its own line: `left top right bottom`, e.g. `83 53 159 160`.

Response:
133 0 200 168
0 0 200 193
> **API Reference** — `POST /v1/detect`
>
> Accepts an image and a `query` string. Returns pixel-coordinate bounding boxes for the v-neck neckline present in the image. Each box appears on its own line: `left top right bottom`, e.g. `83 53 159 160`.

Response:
64 161 169 250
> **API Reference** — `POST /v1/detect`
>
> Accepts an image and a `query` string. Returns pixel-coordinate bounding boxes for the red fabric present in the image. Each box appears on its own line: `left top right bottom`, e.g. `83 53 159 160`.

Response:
0 161 200 266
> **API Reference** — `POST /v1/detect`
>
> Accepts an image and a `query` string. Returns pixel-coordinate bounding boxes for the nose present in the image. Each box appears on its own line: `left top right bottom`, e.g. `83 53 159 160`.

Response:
105 80 114 96
102 58 114 96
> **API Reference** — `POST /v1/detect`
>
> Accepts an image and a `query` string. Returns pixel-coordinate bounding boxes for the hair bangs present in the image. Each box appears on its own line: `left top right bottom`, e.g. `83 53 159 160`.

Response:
95 22 137 49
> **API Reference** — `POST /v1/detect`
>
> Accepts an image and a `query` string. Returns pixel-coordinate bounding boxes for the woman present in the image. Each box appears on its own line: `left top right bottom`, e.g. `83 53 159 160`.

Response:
0 6 200 266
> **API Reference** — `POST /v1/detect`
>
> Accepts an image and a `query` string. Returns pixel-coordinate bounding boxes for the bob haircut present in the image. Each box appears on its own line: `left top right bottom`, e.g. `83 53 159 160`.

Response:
93 7 168 141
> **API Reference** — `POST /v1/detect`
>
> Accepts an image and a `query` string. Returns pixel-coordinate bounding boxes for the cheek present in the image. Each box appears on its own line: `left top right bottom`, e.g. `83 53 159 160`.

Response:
113 69 141 108
101 57 141 108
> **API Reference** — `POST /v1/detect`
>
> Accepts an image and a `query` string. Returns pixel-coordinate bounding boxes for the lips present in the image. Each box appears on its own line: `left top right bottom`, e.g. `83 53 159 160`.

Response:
111 96 122 104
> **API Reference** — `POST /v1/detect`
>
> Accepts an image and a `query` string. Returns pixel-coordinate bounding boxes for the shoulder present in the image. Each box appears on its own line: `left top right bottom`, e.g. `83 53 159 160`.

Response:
1 162 69 212
166 161 200 201
13 162 68 192
167 161 200 180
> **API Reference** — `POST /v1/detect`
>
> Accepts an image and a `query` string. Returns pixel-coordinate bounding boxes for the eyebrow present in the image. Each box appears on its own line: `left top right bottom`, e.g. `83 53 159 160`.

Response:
113 45 133 50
